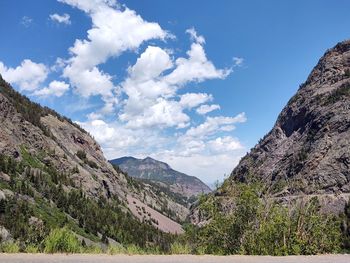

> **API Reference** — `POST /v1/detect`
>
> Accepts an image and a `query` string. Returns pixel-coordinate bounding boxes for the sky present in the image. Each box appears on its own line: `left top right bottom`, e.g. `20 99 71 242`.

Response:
1 0 350 185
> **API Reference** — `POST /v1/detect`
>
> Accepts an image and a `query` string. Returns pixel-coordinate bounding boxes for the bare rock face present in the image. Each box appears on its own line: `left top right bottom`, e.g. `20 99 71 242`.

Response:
0 82 128 200
110 156 211 200
228 40 350 197
190 40 350 223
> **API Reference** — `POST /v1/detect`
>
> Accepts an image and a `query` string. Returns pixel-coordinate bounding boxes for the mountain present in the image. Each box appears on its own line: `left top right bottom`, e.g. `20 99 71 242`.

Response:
191 40 350 224
0 75 186 250
110 156 211 201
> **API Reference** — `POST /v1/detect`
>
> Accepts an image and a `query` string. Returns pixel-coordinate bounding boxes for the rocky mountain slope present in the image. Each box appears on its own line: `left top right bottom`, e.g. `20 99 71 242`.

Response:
110 156 211 202
0 75 186 249
191 40 350 224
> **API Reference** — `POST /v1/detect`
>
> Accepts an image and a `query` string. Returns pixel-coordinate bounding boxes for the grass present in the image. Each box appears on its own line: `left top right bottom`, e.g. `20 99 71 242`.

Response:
83 245 103 254
24 244 39 253
0 242 20 253
44 227 82 253
170 242 191 254
20 145 43 169
107 245 127 255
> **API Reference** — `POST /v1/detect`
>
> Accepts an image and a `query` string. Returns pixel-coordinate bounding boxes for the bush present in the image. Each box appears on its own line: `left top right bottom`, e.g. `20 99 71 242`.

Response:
126 244 145 255
76 150 86 160
170 242 191 254
107 245 126 255
25 244 39 253
44 228 82 253
83 245 103 254
189 183 342 255
0 242 20 253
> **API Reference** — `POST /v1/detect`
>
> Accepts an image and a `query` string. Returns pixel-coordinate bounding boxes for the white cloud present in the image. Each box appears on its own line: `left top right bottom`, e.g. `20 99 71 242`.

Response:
157 152 244 185
128 46 173 82
0 59 48 91
183 113 247 139
179 93 212 109
50 13 71 24
196 104 221 115
33 80 70 97
233 57 244 67
60 0 168 100
51 57 67 72
208 136 243 153
119 29 232 130
21 16 33 27
122 98 190 129
164 39 231 85
79 116 246 184
186 27 205 44
50 2 243 183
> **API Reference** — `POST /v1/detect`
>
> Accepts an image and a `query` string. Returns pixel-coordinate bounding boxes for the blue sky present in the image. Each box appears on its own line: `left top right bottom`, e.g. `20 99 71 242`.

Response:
1 0 350 184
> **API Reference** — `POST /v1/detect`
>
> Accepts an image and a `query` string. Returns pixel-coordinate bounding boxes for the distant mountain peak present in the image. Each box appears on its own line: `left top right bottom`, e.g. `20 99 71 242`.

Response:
110 156 211 198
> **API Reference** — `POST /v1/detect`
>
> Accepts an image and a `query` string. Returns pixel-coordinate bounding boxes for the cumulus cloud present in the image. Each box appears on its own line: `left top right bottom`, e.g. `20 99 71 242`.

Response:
119 29 231 129
122 98 190 129
186 27 205 44
33 80 69 97
164 35 231 85
48 1 244 183
179 93 212 109
196 104 221 115
0 59 48 91
78 116 246 184
183 113 247 139
208 136 243 153
49 13 71 24
59 0 168 100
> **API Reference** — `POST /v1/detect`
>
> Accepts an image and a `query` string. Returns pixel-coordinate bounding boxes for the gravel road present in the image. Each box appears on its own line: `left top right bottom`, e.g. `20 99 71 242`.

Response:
0 254 349 263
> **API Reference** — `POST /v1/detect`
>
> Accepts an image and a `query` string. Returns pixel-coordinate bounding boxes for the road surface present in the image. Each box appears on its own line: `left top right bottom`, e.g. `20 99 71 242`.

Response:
0 254 349 263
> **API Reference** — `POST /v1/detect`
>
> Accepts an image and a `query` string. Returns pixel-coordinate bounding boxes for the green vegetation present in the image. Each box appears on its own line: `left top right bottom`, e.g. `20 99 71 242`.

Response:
325 82 350 105
44 228 82 253
76 150 99 169
76 150 87 160
181 183 345 255
0 151 173 253
343 199 350 249
170 242 191 254
0 242 20 253
0 76 86 135
1 146 350 255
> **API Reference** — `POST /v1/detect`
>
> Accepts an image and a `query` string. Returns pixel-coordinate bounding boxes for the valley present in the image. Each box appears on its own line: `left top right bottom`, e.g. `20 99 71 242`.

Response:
1 0 350 258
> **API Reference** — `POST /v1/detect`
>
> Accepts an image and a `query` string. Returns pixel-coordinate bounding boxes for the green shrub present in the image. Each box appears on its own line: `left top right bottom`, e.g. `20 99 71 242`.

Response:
126 244 145 255
83 245 103 254
44 227 82 253
170 242 191 254
25 244 39 253
107 244 126 255
76 150 86 160
0 242 20 253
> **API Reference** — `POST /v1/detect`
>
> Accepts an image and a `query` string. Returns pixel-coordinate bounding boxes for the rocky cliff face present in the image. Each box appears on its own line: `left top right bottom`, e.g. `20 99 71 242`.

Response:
110 156 211 200
0 76 128 200
229 40 350 197
191 40 350 223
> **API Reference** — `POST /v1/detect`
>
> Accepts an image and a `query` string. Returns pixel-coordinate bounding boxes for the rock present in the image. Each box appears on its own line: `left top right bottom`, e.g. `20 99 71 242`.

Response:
0 226 11 242
191 40 350 223
0 190 5 201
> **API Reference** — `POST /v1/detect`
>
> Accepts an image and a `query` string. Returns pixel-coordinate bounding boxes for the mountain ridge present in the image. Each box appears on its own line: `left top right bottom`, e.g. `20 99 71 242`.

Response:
190 39 350 224
0 75 186 250
110 156 211 201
